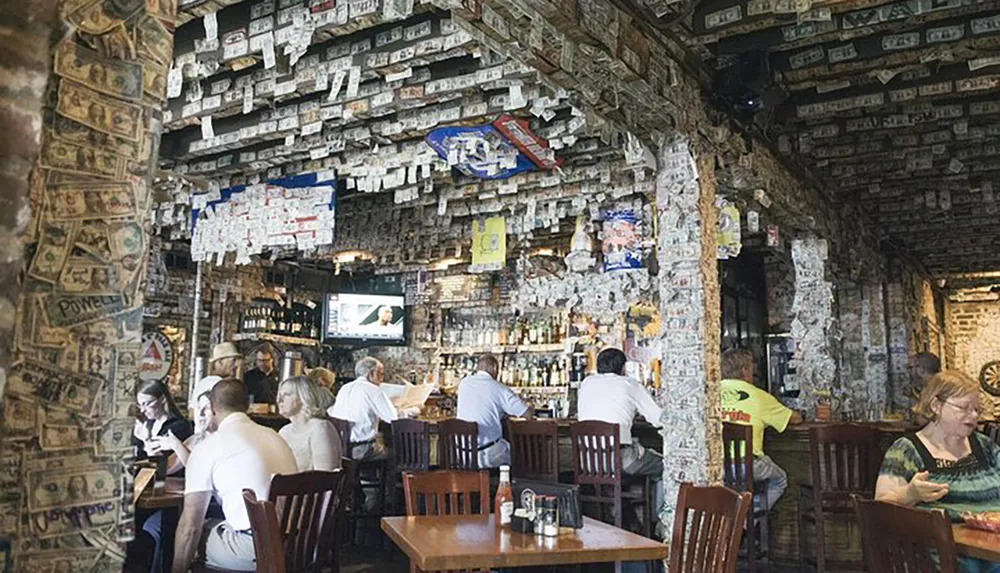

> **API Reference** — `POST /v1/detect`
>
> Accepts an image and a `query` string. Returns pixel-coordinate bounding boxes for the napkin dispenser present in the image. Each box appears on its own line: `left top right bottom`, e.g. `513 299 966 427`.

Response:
512 479 582 529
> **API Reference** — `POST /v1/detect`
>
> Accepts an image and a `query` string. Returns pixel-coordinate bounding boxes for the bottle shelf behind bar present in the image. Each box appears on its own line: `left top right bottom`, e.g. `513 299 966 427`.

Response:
232 332 321 347
437 343 565 355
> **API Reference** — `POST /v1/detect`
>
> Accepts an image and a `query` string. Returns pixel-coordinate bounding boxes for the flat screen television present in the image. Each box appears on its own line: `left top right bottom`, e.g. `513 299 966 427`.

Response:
322 293 406 344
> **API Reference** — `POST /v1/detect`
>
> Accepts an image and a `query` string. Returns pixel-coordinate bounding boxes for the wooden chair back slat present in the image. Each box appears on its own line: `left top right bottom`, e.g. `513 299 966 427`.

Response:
669 483 751 573
392 419 432 473
243 490 287 573
438 419 479 471
852 496 959 573
265 470 347 573
569 421 624 527
808 425 879 495
508 419 559 483
402 470 489 517
721 423 754 493
327 417 352 461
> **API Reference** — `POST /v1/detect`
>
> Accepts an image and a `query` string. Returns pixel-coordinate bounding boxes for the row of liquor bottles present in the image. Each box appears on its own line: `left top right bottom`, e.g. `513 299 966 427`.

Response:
442 313 566 348
440 354 584 388
240 299 320 340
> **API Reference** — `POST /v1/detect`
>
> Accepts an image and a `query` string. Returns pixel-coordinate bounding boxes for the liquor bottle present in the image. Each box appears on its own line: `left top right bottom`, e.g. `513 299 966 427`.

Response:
495 465 513 527
266 307 276 333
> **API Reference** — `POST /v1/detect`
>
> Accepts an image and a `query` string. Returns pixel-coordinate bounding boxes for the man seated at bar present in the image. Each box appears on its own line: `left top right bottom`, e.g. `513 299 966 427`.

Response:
720 347 801 509
328 357 420 461
456 354 533 468
172 379 297 573
876 370 1000 573
244 345 279 405
578 348 664 512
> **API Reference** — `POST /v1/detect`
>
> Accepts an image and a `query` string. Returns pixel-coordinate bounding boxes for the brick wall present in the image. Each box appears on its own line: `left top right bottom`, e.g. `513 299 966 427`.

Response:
945 293 1000 419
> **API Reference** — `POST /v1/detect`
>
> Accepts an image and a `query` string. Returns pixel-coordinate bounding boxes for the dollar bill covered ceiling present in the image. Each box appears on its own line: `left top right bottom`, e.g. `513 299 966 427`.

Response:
649 0 1000 276
157 0 664 268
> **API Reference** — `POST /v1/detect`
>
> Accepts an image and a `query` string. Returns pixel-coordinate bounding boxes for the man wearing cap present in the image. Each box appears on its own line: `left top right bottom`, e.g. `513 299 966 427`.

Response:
244 346 279 405
209 342 243 380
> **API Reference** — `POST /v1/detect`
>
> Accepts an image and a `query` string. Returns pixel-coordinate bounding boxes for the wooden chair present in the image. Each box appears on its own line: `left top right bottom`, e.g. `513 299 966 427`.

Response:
508 419 559 483
242 491 286 573
798 424 879 573
569 421 653 538
389 419 432 513
327 417 351 460
852 496 959 573
437 419 479 471
722 422 769 573
392 419 432 473
402 470 489 573
669 482 752 573
267 470 347 573
983 421 1000 446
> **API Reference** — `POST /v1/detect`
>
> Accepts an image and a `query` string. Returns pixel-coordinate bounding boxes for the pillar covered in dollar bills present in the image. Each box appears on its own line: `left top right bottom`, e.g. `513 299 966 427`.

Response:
789 236 840 417
0 0 176 571
655 138 723 541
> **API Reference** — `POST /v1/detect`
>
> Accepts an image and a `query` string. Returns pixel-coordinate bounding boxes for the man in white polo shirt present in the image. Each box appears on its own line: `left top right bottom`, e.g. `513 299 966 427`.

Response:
456 354 533 468
172 379 297 573
577 348 664 517
328 357 420 461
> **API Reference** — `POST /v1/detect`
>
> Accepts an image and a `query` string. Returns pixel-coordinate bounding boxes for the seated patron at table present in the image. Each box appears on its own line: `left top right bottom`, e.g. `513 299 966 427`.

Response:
876 370 1000 573
133 380 193 460
306 366 337 393
328 357 420 461
172 379 297 573
152 376 223 474
130 377 222 573
578 348 664 513
277 375 342 471
209 342 243 380
720 348 801 509
244 346 279 405
457 354 533 468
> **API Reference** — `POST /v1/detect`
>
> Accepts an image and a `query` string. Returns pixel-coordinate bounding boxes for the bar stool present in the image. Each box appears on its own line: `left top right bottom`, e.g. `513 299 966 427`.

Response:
389 419 432 513
437 419 479 471
508 419 559 483
722 422 769 573
569 421 653 536
798 424 878 573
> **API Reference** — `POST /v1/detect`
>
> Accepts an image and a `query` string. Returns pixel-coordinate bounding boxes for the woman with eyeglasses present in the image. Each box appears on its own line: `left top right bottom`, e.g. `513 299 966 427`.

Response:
132 380 193 460
876 370 1000 572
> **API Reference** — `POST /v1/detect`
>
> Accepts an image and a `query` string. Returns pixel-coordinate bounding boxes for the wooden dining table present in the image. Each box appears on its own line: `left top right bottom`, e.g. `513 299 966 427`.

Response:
136 476 186 509
954 525 1000 562
381 514 667 570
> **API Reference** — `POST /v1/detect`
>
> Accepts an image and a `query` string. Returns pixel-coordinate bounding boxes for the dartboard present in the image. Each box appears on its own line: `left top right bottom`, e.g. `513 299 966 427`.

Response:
980 361 1000 397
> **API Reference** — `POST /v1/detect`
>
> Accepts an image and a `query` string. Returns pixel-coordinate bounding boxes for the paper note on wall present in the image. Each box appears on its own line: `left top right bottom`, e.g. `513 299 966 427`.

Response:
470 216 506 273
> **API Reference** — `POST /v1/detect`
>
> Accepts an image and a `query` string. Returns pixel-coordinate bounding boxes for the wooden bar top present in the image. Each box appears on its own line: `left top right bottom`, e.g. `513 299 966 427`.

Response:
381 514 667 570
954 525 1000 562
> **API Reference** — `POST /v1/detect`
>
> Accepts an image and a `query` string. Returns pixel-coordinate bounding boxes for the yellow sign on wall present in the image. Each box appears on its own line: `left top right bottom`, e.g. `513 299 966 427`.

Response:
470 217 506 272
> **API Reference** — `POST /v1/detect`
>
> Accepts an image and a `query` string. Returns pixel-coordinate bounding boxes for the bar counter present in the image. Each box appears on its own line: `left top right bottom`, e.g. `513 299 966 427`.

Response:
251 413 663 472
765 421 913 572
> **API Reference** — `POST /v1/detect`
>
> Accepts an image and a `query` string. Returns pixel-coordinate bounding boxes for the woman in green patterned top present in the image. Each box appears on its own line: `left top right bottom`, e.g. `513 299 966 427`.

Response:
876 370 1000 573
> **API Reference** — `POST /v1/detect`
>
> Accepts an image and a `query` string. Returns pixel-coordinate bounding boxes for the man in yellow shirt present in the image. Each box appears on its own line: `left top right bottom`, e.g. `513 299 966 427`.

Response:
720 348 802 510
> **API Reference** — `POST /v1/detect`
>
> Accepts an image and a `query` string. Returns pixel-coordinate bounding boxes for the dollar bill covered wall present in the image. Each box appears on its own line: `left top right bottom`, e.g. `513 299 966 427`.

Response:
0 0 176 571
